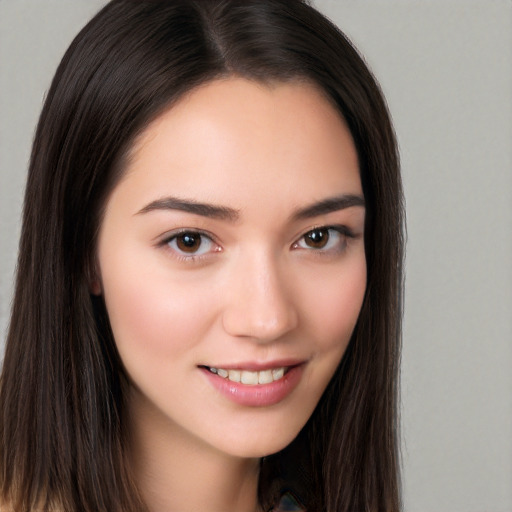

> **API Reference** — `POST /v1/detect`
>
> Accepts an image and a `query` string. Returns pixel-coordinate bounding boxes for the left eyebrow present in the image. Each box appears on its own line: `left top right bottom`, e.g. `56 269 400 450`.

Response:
291 194 365 221
135 196 240 221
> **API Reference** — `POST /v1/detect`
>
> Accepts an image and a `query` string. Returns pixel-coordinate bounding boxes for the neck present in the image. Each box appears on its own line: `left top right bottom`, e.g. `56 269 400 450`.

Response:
127 388 262 512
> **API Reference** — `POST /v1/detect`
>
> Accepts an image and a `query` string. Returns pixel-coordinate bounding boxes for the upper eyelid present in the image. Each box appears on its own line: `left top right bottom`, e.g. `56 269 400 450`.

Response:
160 230 221 261
294 224 356 241
292 225 359 252
159 228 218 245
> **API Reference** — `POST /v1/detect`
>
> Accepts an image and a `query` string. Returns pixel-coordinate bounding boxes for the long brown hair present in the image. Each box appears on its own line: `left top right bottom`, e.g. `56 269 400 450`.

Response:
0 1 404 510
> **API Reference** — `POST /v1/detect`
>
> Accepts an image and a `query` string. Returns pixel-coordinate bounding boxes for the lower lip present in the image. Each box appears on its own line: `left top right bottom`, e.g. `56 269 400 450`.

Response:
201 365 304 407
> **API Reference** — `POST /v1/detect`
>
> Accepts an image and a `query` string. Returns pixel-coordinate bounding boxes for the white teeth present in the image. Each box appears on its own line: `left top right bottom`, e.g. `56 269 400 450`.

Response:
258 370 273 384
208 366 287 385
272 367 285 381
228 369 241 382
241 370 259 385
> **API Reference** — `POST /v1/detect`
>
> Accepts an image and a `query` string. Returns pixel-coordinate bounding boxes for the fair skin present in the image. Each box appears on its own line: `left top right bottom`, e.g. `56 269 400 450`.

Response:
95 78 366 512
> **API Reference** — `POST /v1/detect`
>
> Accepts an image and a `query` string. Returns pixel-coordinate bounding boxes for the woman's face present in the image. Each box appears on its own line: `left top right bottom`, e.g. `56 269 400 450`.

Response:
95 78 366 458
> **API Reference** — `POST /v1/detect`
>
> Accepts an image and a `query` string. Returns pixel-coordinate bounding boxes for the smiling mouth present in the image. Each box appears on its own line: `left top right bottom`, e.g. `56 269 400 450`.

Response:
201 366 290 385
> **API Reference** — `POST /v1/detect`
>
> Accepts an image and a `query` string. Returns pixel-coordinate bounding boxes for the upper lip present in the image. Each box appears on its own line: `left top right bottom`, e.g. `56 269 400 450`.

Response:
199 358 306 371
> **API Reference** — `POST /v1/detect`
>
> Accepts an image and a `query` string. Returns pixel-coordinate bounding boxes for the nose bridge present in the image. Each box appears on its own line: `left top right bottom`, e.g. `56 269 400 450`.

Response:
222 248 298 342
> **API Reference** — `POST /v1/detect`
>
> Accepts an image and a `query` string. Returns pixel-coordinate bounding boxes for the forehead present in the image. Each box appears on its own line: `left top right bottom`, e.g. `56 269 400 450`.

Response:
114 77 361 217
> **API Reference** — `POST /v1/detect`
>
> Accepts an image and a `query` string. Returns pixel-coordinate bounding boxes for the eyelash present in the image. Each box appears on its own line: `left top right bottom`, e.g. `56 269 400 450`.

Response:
292 225 357 254
160 229 220 262
160 225 356 262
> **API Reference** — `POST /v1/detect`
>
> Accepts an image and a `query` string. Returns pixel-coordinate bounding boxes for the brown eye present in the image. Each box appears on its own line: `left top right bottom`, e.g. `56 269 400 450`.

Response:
294 227 348 253
303 228 330 249
176 233 202 253
167 231 215 257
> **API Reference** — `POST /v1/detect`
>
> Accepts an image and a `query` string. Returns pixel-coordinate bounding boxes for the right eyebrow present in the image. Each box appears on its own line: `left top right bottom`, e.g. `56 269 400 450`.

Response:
291 194 365 221
135 196 240 222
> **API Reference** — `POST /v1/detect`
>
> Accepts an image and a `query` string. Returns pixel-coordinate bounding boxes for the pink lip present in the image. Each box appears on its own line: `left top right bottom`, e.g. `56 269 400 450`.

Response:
200 364 305 407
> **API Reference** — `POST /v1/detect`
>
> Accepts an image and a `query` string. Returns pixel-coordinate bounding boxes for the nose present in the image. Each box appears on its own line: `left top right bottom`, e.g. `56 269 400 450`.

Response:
221 252 299 342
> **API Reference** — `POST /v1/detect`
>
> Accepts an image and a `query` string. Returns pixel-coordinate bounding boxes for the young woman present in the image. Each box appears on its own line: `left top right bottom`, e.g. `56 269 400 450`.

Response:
0 1 404 511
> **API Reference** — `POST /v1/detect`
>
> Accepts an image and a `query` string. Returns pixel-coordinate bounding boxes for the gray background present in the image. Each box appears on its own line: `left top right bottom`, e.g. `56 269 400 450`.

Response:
1 1 511 511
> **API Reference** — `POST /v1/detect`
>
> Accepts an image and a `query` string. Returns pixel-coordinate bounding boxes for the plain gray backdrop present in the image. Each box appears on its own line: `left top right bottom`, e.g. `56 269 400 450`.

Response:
1 1 511 511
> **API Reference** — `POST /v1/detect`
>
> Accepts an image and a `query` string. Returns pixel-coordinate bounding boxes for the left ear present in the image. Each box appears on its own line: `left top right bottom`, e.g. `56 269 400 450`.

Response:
87 259 102 295
89 277 102 296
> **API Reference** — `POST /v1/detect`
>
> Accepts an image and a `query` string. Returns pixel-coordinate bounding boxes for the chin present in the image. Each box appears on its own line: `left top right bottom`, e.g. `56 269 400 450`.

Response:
209 415 308 460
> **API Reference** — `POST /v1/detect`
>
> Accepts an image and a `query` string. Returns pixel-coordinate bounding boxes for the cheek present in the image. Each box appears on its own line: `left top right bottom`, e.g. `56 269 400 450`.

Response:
99 253 218 363
297 258 366 406
303 257 367 351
